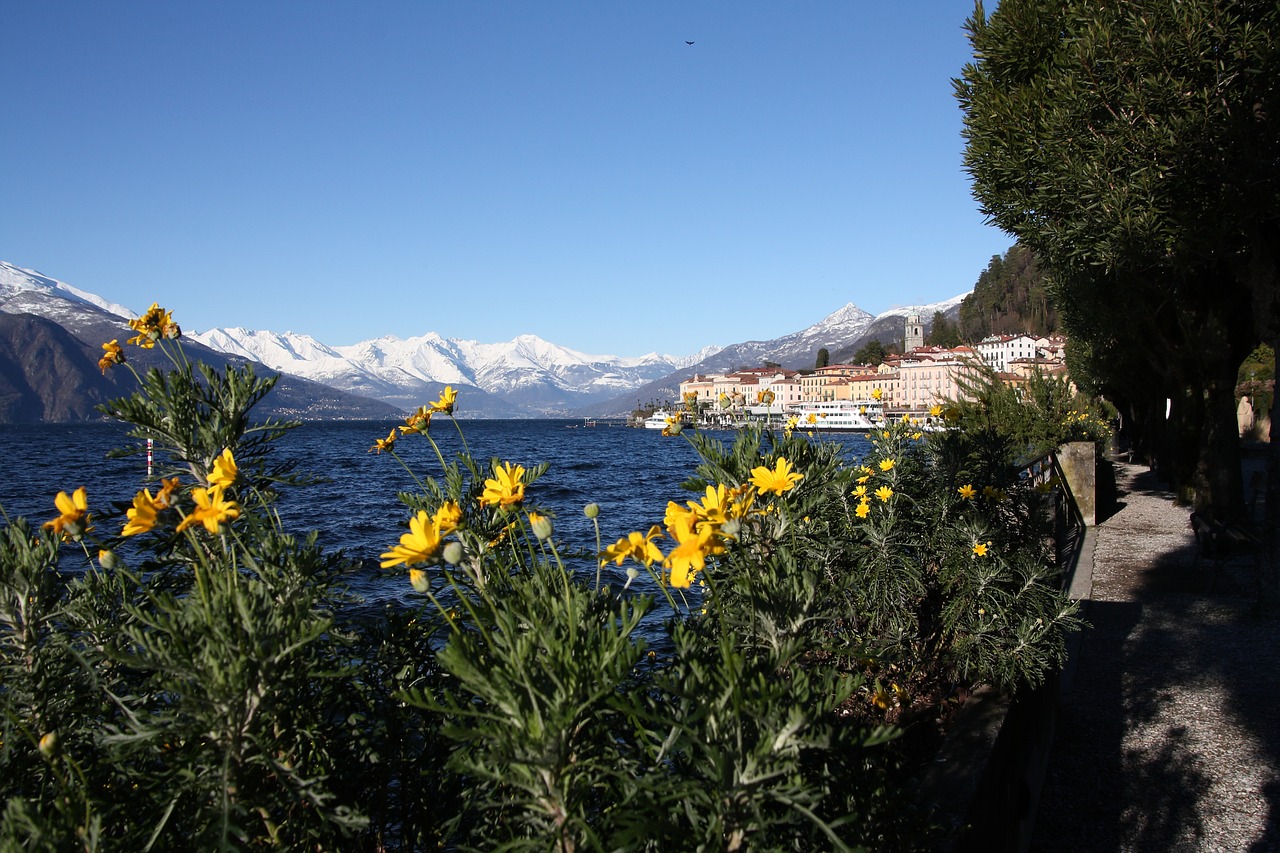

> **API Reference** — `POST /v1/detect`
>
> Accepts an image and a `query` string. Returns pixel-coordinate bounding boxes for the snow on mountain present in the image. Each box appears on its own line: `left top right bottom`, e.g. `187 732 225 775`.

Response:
190 326 714 415
684 302 877 375
874 293 967 320
2 257 972 420
0 262 138 330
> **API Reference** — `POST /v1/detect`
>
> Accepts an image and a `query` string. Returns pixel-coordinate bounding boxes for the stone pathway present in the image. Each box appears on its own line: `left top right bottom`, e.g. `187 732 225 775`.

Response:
1031 462 1280 852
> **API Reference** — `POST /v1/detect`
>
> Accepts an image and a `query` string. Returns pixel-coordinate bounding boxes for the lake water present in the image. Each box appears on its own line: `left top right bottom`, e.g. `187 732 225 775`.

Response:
0 420 871 605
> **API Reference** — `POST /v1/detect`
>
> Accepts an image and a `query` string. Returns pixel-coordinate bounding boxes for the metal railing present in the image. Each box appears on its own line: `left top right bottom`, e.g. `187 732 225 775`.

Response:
1019 449 1088 591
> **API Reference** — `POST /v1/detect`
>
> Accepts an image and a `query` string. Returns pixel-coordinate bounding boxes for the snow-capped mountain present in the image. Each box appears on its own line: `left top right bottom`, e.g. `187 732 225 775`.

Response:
674 302 878 376
873 293 967 322
0 258 971 420
0 262 402 422
0 261 137 333
191 326 721 415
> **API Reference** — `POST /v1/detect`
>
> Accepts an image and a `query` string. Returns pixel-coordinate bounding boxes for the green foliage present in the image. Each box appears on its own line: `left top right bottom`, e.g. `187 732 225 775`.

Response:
0 308 1085 850
853 339 888 367
1238 343 1275 426
98 359 303 492
956 0 1279 512
950 362 1114 459
957 244 1056 341
409 559 650 851
816 347 830 369
925 312 963 348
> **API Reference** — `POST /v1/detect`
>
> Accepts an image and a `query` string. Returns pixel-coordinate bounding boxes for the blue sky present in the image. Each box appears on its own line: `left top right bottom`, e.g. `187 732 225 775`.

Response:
2 1 1011 358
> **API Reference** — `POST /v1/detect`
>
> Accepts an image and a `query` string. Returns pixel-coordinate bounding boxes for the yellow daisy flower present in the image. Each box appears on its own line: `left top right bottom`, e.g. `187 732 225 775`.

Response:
433 500 463 534
208 448 237 490
428 386 457 415
98 340 126 373
600 525 665 568
750 457 804 496
370 428 397 454
176 487 240 535
44 487 91 540
480 462 526 509
122 489 160 537
380 511 445 567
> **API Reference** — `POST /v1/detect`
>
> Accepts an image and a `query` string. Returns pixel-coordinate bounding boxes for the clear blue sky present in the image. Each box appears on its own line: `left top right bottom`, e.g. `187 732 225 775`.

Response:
2 1 1012 358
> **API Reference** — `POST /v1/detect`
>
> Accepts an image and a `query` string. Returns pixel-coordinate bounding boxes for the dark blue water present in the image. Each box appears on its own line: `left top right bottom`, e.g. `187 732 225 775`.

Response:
0 420 870 604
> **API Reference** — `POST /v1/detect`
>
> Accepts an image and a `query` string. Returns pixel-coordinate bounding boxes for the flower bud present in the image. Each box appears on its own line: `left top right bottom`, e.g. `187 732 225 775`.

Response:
624 566 641 590
408 568 431 593
583 503 600 519
529 512 553 541
442 541 464 565
39 732 58 758
98 549 119 570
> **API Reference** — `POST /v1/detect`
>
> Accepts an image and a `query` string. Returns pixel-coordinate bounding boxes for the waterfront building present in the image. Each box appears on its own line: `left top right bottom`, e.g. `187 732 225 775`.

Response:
676 330 1068 417
973 334 1065 373
800 363 874 401
681 368 804 408
893 346 981 411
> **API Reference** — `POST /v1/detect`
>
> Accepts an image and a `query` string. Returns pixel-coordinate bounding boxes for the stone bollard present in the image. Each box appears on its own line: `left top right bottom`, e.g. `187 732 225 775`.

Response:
1057 442 1096 526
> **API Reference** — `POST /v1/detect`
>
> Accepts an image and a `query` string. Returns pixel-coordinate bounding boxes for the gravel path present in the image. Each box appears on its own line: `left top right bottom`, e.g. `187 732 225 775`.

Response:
1031 462 1280 852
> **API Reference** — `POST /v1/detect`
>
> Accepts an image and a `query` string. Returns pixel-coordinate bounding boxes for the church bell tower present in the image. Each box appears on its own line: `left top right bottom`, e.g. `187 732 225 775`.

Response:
904 312 924 352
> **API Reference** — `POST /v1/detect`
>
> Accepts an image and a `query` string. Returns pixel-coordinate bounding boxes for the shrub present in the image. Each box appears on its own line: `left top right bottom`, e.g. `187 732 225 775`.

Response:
0 305 1081 850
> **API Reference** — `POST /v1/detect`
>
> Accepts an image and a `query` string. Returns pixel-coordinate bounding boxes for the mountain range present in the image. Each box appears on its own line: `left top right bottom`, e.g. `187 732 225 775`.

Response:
0 262 401 422
189 326 720 417
0 260 966 421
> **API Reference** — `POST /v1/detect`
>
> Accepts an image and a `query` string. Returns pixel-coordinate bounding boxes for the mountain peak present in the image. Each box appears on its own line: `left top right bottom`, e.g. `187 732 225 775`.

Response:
0 261 138 321
818 303 873 326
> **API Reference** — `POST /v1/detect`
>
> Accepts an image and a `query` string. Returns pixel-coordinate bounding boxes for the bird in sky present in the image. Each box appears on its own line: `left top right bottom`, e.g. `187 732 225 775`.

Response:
685 40 694 45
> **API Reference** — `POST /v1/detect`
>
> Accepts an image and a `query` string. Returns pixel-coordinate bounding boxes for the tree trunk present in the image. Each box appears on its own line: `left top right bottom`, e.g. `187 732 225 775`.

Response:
1166 384 1203 504
1266 333 1279 603
1195 358 1245 520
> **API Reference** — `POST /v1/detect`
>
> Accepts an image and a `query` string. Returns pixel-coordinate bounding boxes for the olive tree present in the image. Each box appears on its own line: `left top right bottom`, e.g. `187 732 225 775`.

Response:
955 0 1279 521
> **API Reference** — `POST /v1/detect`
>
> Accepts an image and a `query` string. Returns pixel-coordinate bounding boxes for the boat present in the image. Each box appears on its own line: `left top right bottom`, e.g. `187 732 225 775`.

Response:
643 410 673 429
783 399 885 431
643 410 696 430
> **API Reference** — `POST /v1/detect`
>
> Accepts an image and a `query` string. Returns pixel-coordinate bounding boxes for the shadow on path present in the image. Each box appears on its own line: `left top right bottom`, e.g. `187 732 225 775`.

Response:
1031 465 1280 852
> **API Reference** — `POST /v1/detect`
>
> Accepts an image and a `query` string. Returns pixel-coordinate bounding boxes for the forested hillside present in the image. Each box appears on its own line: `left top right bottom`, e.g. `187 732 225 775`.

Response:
957 244 1058 340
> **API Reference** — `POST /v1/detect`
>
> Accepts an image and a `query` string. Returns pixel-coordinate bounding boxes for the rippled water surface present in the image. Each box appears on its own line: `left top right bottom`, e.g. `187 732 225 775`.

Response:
0 420 871 605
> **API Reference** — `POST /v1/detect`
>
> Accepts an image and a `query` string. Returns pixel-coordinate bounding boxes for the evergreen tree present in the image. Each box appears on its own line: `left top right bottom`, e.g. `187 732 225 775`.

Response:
925 312 962 348
958 244 1056 341
957 0 1280 519
854 340 888 367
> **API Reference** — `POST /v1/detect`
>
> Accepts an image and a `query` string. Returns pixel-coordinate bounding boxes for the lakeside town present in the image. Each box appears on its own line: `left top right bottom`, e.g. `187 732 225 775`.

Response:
660 313 1067 428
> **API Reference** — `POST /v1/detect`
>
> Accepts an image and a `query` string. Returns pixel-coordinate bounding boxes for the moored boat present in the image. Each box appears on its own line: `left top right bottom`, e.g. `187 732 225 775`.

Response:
784 399 885 431
642 410 697 430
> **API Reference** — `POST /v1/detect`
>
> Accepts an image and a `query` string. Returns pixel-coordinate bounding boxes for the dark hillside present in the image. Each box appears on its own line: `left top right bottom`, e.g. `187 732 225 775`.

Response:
957 244 1058 341
0 313 401 423
0 314 126 421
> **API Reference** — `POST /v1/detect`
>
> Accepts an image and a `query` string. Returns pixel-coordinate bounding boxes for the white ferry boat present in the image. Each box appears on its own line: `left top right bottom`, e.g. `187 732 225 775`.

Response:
643 410 696 430
784 399 885 431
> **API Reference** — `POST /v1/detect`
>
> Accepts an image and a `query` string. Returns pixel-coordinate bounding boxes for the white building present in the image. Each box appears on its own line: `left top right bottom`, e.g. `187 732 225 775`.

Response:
973 334 1063 373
